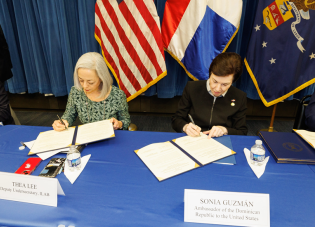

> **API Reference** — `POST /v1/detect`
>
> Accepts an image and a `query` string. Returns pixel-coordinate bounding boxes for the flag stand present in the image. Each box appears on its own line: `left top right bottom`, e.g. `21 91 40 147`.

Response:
257 104 277 134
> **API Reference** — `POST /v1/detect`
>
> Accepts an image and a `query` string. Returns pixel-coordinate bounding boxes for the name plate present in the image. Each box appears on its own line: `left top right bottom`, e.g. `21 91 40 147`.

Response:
184 189 270 227
0 172 65 207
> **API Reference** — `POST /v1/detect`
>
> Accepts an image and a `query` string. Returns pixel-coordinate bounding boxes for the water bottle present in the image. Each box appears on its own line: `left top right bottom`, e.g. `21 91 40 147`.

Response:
67 145 81 171
250 140 265 166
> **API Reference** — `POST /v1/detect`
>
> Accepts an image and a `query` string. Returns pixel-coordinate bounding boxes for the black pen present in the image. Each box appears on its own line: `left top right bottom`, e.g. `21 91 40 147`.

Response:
57 115 68 130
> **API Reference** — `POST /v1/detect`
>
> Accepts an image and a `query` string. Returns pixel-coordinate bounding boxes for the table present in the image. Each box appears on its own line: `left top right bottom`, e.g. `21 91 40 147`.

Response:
0 125 315 227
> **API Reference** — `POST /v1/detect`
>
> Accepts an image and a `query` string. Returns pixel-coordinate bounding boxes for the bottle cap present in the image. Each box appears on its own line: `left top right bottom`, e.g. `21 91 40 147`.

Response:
255 140 262 145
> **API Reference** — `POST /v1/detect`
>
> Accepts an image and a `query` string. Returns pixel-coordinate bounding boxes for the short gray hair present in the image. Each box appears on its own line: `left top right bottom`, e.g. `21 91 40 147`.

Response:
73 52 113 98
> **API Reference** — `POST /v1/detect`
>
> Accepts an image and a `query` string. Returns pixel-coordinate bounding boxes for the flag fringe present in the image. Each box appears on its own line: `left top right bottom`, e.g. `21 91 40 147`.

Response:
222 26 240 53
127 70 167 102
244 58 315 107
164 48 198 81
95 33 167 102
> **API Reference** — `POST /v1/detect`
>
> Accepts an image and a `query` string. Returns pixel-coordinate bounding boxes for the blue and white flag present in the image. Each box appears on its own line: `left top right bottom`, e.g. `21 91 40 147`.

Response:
162 0 243 81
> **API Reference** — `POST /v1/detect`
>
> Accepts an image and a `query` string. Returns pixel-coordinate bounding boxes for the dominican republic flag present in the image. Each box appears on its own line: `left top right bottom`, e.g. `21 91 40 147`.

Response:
162 0 242 81
245 0 315 107
95 0 167 102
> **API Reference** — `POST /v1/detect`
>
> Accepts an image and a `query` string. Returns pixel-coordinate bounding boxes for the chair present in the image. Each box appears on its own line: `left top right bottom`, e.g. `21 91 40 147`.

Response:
9 105 21 125
293 95 312 130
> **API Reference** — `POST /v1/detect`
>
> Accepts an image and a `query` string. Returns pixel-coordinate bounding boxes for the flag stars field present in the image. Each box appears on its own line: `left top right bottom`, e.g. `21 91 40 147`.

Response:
244 0 315 107
269 58 276 64
262 41 267 48
254 24 260 31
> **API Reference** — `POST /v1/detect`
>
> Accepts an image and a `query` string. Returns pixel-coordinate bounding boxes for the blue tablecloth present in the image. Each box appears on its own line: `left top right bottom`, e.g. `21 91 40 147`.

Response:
0 125 315 227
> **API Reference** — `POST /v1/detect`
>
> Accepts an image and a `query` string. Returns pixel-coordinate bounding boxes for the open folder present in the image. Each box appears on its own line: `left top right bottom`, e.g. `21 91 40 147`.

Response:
293 129 315 149
135 133 236 181
28 120 115 155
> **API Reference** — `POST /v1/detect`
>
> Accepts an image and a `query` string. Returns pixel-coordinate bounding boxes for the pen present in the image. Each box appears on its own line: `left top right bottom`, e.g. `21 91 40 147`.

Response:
57 115 68 130
188 114 201 137
188 114 195 125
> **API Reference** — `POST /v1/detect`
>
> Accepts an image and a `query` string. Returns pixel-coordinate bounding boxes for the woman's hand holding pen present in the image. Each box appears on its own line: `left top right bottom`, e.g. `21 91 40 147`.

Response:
203 126 227 138
183 123 201 137
52 119 69 131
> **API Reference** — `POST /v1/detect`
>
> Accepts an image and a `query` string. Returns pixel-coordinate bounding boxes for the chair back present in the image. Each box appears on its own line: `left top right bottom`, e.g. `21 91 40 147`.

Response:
293 95 312 130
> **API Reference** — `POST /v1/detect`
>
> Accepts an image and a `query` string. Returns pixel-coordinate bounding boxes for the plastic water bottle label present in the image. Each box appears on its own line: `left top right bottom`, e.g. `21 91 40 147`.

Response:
67 157 81 168
251 153 265 162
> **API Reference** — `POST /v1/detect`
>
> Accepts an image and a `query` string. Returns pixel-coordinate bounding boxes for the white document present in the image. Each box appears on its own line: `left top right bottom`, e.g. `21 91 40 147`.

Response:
184 189 270 227
75 120 115 145
64 154 91 184
173 133 235 165
28 120 114 155
0 172 65 207
24 140 35 149
294 129 315 148
25 140 70 160
36 148 69 160
29 127 75 155
135 142 198 181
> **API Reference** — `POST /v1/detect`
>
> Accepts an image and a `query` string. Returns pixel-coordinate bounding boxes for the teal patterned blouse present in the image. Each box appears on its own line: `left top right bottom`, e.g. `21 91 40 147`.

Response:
62 86 131 130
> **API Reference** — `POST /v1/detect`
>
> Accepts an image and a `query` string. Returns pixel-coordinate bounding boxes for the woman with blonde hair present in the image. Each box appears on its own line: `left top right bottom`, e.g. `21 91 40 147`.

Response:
52 52 130 131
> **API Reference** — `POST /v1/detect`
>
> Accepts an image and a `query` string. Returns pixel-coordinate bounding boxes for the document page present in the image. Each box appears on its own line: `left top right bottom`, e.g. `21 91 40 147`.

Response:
29 127 75 154
75 120 115 145
136 142 198 181
173 134 234 165
294 130 315 148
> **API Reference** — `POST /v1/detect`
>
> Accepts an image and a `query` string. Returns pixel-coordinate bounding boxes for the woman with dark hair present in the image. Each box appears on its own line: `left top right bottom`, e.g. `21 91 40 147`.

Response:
172 52 248 138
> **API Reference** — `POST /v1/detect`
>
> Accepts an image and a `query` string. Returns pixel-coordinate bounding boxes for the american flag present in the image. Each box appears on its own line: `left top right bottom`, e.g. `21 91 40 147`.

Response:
95 0 167 101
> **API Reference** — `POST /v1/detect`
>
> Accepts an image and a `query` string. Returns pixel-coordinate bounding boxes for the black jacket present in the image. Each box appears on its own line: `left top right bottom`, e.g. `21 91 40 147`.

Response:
0 25 14 125
305 92 315 131
172 81 248 135
0 25 13 83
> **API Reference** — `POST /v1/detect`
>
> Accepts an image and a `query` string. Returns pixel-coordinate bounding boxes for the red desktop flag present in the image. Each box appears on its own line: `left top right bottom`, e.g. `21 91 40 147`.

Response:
95 0 167 101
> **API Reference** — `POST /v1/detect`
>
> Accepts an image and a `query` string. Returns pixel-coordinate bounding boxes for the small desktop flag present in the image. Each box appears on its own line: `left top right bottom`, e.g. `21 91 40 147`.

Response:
245 0 315 107
162 0 243 81
95 0 167 101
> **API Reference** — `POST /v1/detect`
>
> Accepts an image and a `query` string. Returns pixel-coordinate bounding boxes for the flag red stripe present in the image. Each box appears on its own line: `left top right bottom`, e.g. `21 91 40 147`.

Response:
161 0 191 48
94 25 120 81
96 3 141 91
95 25 131 97
103 0 153 85
119 1 163 76
132 0 165 59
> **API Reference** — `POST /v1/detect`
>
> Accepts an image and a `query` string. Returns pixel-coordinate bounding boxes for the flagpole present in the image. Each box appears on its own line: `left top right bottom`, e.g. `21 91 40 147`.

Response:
258 104 277 134
268 104 277 132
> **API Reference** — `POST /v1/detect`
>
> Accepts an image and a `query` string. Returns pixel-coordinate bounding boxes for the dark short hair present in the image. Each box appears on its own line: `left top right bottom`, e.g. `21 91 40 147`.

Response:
209 52 243 82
